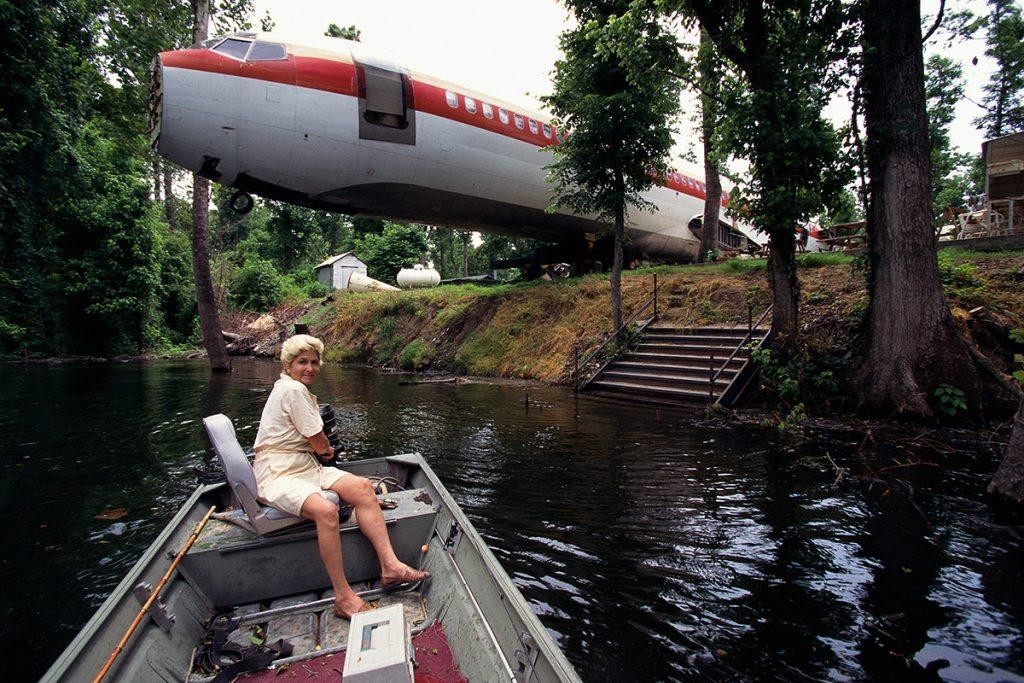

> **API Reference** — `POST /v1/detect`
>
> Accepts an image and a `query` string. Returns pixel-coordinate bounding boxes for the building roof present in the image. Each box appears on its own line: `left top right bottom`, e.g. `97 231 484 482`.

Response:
314 252 362 269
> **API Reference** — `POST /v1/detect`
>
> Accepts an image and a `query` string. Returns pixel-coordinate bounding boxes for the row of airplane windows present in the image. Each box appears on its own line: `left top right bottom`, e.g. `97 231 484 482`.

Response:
443 90 564 142
440 87 705 193
668 172 706 192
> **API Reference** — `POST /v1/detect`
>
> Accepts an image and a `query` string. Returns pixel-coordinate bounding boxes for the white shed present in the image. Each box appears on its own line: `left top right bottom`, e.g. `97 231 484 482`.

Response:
315 253 367 290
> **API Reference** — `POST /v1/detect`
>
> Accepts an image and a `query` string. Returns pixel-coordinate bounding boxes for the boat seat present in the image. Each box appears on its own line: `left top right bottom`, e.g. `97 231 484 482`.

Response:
203 413 348 536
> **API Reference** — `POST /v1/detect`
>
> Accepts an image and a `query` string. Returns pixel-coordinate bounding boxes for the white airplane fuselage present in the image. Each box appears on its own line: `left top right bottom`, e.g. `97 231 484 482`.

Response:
151 33 726 260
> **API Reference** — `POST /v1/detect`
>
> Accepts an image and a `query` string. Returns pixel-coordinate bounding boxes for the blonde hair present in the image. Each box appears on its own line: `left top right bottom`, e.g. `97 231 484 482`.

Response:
280 334 324 367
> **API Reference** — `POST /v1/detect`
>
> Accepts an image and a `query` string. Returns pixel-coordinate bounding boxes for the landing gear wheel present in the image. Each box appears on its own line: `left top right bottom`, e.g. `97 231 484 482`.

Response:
228 190 254 214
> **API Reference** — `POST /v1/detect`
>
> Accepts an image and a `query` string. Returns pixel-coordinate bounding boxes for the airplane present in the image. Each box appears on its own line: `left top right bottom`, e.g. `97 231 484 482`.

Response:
149 32 755 268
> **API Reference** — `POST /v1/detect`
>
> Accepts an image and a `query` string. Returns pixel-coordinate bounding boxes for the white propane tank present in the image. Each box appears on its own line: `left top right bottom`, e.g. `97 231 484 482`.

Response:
396 264 441 289
348 272 400 292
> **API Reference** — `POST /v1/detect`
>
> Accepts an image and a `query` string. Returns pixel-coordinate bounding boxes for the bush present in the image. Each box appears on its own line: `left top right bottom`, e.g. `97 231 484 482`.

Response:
281 268 329 301
231 258 285 310
937 250 982 288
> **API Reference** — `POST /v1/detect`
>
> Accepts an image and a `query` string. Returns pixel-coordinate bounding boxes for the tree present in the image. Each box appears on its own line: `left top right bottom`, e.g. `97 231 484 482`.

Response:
925 55 975 221
471 234 538 275
697 28 723 263
51 125 162 355
677 0 855 357
325 23 361 41
354 222 428 284
190 0 231 371
821 188 863 227
427 226 463 278
0 0 94 354
974 0 1024 137
544 0 682 333
855 0 982 417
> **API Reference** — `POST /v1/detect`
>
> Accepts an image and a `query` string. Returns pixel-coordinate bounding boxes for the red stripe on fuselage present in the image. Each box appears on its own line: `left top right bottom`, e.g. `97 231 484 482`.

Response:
160 48 721 204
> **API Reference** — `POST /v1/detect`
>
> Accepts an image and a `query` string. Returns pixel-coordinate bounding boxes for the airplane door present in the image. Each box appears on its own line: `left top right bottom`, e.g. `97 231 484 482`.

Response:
356 61 416 145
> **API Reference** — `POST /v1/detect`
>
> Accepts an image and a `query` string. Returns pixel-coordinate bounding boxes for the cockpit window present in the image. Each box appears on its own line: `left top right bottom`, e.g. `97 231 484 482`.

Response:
189 37 222 49
213 38 252 60
247 41 287 61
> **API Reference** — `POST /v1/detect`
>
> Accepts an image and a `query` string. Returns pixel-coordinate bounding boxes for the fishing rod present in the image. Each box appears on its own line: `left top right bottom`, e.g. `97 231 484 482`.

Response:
93 505 217 683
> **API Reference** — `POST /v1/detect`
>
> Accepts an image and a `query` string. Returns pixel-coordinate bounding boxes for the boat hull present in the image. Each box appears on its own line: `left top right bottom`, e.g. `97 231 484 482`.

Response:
43 454 579 682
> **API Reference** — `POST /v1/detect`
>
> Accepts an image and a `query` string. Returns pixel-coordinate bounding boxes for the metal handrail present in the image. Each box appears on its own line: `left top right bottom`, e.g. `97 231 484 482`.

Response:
710 303 772 388
574 274 660 391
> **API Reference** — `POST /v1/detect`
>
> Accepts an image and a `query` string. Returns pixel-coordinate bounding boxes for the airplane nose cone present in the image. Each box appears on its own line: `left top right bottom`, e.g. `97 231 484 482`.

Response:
148 55 163 150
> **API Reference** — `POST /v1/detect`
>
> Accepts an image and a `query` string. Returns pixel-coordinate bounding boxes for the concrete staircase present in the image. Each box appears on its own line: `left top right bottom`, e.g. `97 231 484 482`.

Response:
584 324 768 407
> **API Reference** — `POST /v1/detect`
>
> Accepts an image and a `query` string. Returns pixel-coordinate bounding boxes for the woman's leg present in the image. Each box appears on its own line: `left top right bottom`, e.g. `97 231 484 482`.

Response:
330 475 429 584
300 492 367 617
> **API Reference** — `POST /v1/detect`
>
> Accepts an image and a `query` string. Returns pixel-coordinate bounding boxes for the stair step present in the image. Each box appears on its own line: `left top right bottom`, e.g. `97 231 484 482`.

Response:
599 370 730 391
610 361 739 377
640 333 755 345
626 352 747 368
647 325 769 336
588 380 723 400
637 342 751 356
586 390 710 409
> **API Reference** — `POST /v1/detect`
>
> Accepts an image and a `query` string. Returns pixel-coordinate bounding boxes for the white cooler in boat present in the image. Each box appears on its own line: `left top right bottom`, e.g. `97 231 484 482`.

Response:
343 603 414 682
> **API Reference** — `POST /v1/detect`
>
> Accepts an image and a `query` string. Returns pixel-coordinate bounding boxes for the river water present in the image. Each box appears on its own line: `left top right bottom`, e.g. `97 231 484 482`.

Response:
2 359 1021 681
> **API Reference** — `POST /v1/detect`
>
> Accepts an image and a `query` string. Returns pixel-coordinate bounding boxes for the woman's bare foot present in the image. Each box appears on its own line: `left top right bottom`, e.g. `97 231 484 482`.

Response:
381 562 430 587
333 593 372 619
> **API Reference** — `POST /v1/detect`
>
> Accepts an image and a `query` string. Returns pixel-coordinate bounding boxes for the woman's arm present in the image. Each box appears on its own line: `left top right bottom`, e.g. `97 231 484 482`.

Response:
306 431 334 462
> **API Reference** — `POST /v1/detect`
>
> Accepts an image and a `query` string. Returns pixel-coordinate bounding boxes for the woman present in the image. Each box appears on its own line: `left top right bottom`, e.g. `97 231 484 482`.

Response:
253 334 428 618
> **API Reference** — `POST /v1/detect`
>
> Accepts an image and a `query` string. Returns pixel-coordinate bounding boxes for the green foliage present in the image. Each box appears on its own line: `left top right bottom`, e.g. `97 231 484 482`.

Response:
797 252 853 268
151 220 198 347
1011 329 1024 384
355 222 428 284
750 343 840 410
260 201 348 271
775 403 808 437
974 0 1024 136
48 124 164 356
398 339 434 370
936 251 985 299
673 2 856 245
926 55 980 222
821 188 863 227
933 383 968 418
543 4 681 223
325 23 361 41
281 269 329 300
0 0 96 354
230 258 285 311
719 258 767 273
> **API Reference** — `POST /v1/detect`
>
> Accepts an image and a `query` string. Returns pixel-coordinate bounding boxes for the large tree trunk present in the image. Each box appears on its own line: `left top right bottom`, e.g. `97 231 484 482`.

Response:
611 170 625 335
164 166 176 228
192 175 231 371
989 397 1024 505
767 226 799 356
698 29 721 263
190 0 230 372
856 0 979 417
700 151 722 263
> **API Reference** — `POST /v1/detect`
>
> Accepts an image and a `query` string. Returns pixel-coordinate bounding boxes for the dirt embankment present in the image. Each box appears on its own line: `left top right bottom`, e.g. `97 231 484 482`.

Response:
229 251 1024 390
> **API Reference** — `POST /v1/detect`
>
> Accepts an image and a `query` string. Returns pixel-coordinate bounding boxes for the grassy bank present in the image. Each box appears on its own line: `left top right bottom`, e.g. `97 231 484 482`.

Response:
296 249 1024 385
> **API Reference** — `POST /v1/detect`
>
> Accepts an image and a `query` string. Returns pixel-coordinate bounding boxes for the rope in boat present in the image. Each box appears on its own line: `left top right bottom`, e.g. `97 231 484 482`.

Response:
93 505 217 683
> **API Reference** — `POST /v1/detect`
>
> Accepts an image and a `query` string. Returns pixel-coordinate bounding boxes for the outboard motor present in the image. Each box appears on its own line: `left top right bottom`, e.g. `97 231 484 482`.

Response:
318 403 347 462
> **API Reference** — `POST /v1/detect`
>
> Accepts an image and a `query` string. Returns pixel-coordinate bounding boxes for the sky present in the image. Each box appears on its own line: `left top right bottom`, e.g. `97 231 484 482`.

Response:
252 0 997 175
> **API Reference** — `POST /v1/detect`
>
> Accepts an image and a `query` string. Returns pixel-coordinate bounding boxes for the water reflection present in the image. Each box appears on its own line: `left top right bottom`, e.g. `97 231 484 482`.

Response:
1 359 1021 681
